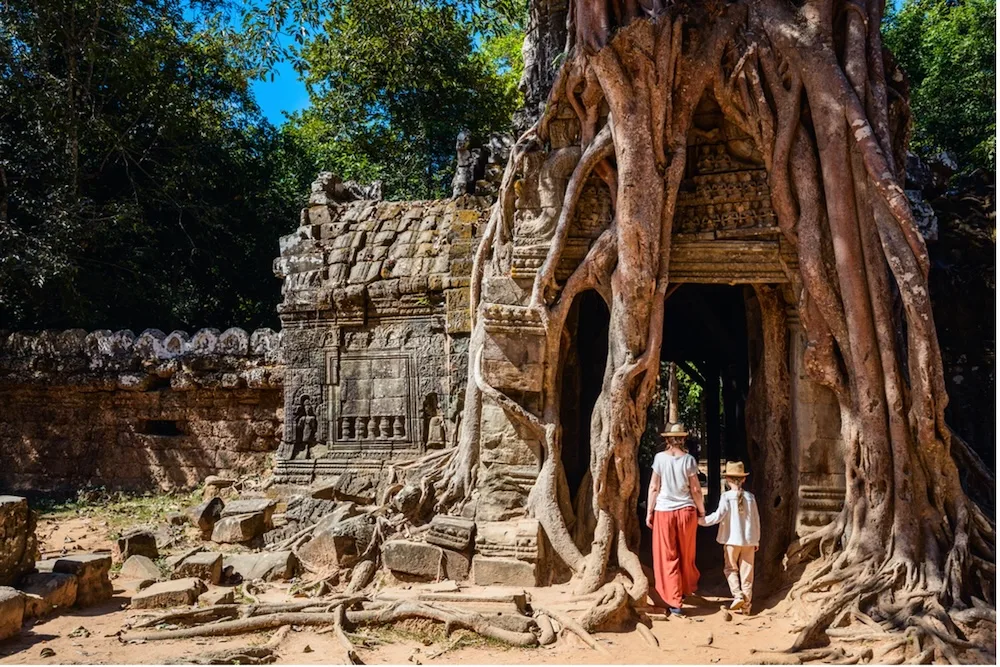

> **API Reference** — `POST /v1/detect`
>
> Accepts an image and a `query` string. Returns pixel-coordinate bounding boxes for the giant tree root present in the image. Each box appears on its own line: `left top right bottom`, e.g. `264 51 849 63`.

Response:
125 612 348 641
346 600 539 647
124 601 540 648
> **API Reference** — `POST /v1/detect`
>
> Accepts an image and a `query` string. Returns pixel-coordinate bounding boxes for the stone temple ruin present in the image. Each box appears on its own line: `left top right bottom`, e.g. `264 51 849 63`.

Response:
0 100 856 593
269 93 850 585
0 7 956 610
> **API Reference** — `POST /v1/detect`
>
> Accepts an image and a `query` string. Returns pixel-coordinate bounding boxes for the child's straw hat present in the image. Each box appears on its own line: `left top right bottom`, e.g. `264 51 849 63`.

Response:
723 461 750 478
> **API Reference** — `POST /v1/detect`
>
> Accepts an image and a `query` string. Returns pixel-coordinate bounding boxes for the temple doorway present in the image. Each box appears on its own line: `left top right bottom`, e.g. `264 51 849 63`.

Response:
637 283 760 598
559 289 609 505
558 283 776 597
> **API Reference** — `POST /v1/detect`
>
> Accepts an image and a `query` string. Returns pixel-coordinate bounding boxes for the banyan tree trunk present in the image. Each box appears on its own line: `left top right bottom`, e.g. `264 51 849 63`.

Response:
439 0 995 655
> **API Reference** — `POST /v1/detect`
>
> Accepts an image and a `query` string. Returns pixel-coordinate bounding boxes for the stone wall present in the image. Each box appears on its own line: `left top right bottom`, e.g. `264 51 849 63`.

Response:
274 191 490 484
0 328 283 493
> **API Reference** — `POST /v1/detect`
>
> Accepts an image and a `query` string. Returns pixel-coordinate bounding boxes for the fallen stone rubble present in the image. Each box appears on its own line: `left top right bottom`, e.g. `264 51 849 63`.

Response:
1 495 117 641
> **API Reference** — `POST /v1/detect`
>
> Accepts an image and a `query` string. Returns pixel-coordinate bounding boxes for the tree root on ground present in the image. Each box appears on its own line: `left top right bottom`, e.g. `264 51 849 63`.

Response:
121 597 541 649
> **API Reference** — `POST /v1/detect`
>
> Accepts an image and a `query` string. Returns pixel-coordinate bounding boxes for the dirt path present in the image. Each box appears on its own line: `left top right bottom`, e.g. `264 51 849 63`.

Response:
1 513 803 665
0 587 801 665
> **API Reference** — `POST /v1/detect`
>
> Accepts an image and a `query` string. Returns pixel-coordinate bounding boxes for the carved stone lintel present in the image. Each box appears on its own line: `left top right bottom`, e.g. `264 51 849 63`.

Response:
426 516 476 552
474 519 542 562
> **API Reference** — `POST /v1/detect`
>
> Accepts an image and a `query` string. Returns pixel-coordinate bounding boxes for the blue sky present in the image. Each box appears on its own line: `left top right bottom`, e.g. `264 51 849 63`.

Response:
252 58 310 125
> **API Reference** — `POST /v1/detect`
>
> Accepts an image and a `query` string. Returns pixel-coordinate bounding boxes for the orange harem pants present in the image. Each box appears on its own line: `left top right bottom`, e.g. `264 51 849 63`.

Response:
653 506 700 608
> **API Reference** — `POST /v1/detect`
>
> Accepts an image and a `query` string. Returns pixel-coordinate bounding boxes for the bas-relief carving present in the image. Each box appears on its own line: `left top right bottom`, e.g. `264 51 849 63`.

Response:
674 100 779 240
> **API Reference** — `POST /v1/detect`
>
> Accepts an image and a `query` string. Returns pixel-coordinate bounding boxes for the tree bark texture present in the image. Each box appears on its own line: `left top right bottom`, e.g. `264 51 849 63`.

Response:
439 0 995 653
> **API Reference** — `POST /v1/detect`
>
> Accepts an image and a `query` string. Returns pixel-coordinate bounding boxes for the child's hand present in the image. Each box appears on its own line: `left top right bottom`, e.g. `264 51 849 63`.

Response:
697 518 707 527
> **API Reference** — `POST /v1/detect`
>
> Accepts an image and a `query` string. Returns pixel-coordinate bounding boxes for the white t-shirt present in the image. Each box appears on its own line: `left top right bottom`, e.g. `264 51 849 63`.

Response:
651 452 699 511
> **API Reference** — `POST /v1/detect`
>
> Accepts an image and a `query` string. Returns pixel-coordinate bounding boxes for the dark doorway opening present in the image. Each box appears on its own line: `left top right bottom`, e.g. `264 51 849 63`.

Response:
560 290 610 503
638 284 755 597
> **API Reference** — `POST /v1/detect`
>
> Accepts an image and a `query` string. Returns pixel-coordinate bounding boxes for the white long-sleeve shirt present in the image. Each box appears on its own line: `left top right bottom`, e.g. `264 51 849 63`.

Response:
699 489 761 546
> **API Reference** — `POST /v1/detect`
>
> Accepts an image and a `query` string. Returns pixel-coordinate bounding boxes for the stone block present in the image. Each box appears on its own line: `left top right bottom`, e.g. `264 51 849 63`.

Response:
381 541 469 581
475 519 542 562
131 577 206 609
198 588 235 606
202 476 237 501
37 554 112 607
211 513 267 544
0 587 24 641
187 498 224 539
426 516 475 552
220 499 277 528
120 555 162 589
0 496 37 587
19 572 77 618
330 473 377 504
382 541 439 579
223 551 298 583
297 515 374 571
112 529 159 564
172 552 223 584
471 557 539 587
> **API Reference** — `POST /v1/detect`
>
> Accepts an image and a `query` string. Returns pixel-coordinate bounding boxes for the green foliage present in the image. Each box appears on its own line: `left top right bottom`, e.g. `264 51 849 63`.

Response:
288 0 524 199
639 363 707 473
36 487 200 532
0 0 314 331
883 0 996 171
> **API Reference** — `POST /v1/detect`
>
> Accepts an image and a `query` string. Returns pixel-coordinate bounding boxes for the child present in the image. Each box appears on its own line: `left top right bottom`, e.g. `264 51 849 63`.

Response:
699 461 761 614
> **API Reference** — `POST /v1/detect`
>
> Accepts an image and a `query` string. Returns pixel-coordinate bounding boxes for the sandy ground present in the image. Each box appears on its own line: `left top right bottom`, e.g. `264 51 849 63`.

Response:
0 513 812 665
0 585 801 665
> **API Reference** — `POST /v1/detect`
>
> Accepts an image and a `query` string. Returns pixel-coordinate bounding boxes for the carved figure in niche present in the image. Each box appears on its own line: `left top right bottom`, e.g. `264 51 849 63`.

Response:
517 146 583 239
292 395 318 460
451 129 488 197
422 394 447 449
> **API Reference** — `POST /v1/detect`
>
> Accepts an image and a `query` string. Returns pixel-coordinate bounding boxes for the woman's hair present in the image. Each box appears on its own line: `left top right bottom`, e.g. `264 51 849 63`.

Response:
665 436 686 451
727 476 747 514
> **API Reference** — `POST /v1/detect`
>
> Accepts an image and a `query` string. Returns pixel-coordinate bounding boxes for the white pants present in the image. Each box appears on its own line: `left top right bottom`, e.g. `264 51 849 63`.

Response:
724 545 755 603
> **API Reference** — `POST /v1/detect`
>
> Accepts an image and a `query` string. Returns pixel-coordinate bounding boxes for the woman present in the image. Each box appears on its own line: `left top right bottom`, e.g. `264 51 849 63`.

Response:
645 423 705 616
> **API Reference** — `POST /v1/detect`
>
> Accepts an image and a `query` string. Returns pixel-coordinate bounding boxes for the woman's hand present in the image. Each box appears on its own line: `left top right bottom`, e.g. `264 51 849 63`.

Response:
646 512 654 529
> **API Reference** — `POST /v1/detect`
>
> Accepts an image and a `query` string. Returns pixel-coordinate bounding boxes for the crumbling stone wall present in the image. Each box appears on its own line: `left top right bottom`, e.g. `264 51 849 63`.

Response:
274 191 491 484
0 328 283 493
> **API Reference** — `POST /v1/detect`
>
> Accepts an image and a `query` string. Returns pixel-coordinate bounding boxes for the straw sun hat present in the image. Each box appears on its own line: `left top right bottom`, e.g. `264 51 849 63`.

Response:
660 423 688 438
723 461 750 478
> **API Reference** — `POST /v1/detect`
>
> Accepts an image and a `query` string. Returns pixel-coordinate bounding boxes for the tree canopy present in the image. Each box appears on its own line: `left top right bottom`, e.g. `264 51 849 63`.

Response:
285 0 523 199
883 0 996 171
0 0 315 331
0 0 525 331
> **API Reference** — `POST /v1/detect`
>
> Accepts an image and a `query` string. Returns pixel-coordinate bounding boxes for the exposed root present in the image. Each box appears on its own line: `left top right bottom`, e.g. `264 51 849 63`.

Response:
534 605 607 652
346 600 539 647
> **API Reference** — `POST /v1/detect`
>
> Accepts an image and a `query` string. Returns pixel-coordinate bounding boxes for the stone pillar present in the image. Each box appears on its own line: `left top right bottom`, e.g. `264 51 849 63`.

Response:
787 307 846 536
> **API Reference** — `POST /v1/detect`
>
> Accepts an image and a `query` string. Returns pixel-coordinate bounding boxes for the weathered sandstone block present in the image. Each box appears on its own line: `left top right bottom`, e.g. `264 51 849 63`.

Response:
120 555 162 589
198 588 234 606
19 572 78 618
131 578 205 609
426 516 475 552
112 529 158 564
36 554 112 607
223 551 298 583
172 552 222 584
211 513 267 544
0 587 24 641
0 496 37 586
187 498 224 539
471 556 539 587
220 499 277 528
382 541 469 581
